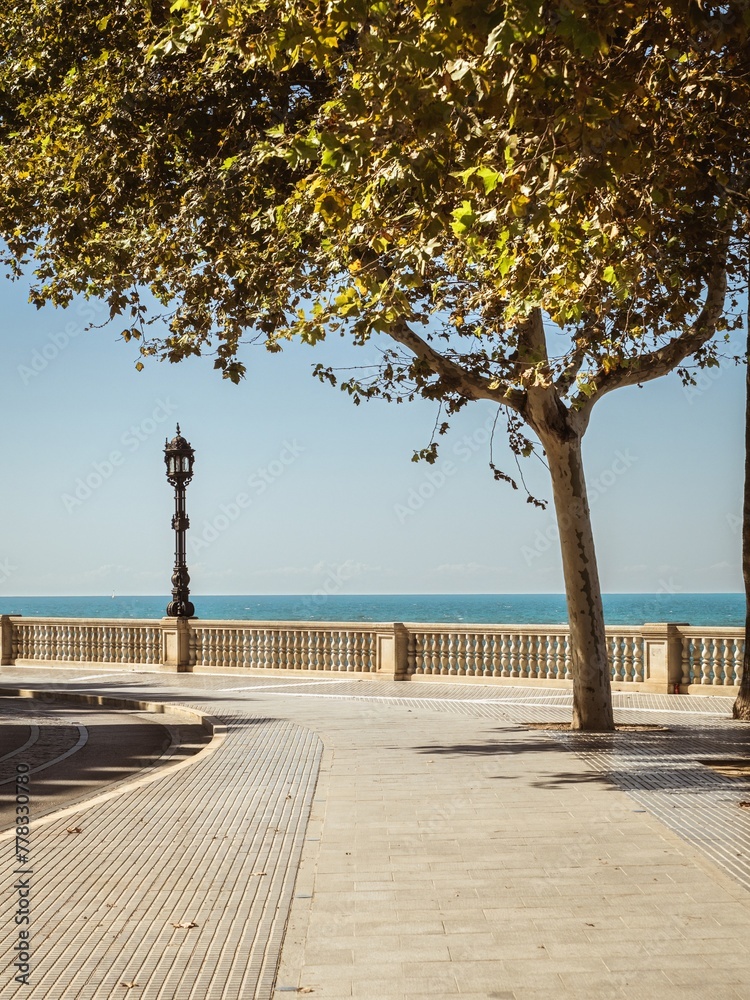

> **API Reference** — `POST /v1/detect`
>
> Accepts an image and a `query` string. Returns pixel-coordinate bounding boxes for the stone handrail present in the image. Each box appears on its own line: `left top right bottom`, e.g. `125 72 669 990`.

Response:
0 616 744 694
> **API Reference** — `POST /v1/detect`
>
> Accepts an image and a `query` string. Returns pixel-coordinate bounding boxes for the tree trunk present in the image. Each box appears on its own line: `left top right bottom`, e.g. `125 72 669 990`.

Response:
733 277 750 719
543 430 615 731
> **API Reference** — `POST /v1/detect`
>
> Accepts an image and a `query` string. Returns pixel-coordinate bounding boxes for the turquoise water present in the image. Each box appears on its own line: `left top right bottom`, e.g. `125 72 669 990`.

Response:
0 593 743 626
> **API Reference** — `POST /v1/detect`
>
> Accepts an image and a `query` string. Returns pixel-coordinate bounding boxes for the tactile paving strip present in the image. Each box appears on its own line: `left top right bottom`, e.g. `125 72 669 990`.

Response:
0 706 322 999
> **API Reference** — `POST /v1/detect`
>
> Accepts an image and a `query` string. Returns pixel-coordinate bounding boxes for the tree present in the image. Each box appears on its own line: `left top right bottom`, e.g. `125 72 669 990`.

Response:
734 268 750 719
1 1 749 729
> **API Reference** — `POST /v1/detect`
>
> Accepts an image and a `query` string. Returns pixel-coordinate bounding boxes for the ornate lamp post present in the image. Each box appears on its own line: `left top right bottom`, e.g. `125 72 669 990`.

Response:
164 425 195 618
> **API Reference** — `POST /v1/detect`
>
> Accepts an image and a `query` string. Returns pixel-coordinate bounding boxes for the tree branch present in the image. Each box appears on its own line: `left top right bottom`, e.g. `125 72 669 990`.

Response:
387 319 526 414
580 247 729 411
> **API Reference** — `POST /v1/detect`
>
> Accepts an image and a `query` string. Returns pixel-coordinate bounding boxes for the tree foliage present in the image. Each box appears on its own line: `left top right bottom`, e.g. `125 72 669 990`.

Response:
1 1 747 405
2 1 750 728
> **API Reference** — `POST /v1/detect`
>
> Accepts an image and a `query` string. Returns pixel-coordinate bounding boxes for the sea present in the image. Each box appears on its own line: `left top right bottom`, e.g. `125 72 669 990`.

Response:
0 593 743 627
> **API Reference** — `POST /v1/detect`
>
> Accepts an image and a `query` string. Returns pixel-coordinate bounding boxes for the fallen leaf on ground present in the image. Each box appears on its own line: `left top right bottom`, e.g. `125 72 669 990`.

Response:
250 871 267 876
172 921 198 929
298 989 314 994
119 983 140 990
739 801 750 808
66 827 83 834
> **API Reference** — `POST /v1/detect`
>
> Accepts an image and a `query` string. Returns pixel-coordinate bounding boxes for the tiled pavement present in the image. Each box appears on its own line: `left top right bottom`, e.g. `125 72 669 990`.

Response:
2 668 750 999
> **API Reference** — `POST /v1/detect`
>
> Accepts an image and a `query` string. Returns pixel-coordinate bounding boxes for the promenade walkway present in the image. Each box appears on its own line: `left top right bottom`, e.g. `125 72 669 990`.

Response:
1 667 750 999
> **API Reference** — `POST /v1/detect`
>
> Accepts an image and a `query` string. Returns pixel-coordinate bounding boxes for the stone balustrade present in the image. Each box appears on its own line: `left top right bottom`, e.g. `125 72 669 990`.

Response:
0 615 744 694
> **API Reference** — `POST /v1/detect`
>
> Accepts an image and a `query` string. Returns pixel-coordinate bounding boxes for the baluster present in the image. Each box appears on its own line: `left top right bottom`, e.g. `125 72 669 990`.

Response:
422 632 431 674
712 638 724 685
734 638 744 686
712 637 724 686
554 634 564 680
545 633 557 681
423 633 434 675
472 632 482 676
452 633 462 676
515 633 526 680
283 630 293 670
337 629 346 671
484 632 500 677
700 636 712 685
525 634 535 679
463 633 473 676
610 636 622 682
307 630 316 672
508 633 519 678
624 636 635 683
537 634 548 679
479 634 489 676
724 638 734 686
407 631 417 675
499 634 510 678
276 629 285 669
563 634 572 680
681 637 692 686
436 632 446 675
340 631 350 672
632 637 644 683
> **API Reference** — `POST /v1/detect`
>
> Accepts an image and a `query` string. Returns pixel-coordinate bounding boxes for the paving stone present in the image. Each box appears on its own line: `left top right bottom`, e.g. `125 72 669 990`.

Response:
3 668 750 999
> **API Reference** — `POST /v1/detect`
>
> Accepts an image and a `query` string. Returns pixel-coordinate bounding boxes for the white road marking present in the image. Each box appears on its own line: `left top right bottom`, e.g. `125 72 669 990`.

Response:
0 725 40 763
0 725 88 785
67 673 118 682
220 678 359 692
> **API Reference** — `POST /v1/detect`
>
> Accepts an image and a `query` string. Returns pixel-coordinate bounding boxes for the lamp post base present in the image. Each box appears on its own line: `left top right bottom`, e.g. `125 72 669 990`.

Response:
166 599 195 618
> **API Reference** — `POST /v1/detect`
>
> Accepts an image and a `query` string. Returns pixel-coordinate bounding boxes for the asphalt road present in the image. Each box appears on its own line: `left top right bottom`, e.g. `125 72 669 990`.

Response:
0 695 210 829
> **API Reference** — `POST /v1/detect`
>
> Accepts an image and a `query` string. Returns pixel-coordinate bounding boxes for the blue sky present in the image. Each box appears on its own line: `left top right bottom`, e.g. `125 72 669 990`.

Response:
0 273 743 597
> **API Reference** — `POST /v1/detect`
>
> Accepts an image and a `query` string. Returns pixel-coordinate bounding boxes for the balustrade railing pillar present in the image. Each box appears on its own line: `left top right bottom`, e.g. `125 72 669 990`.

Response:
1 614 14 665
375 622 408 680
640 623 688 693
160 617 192 672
